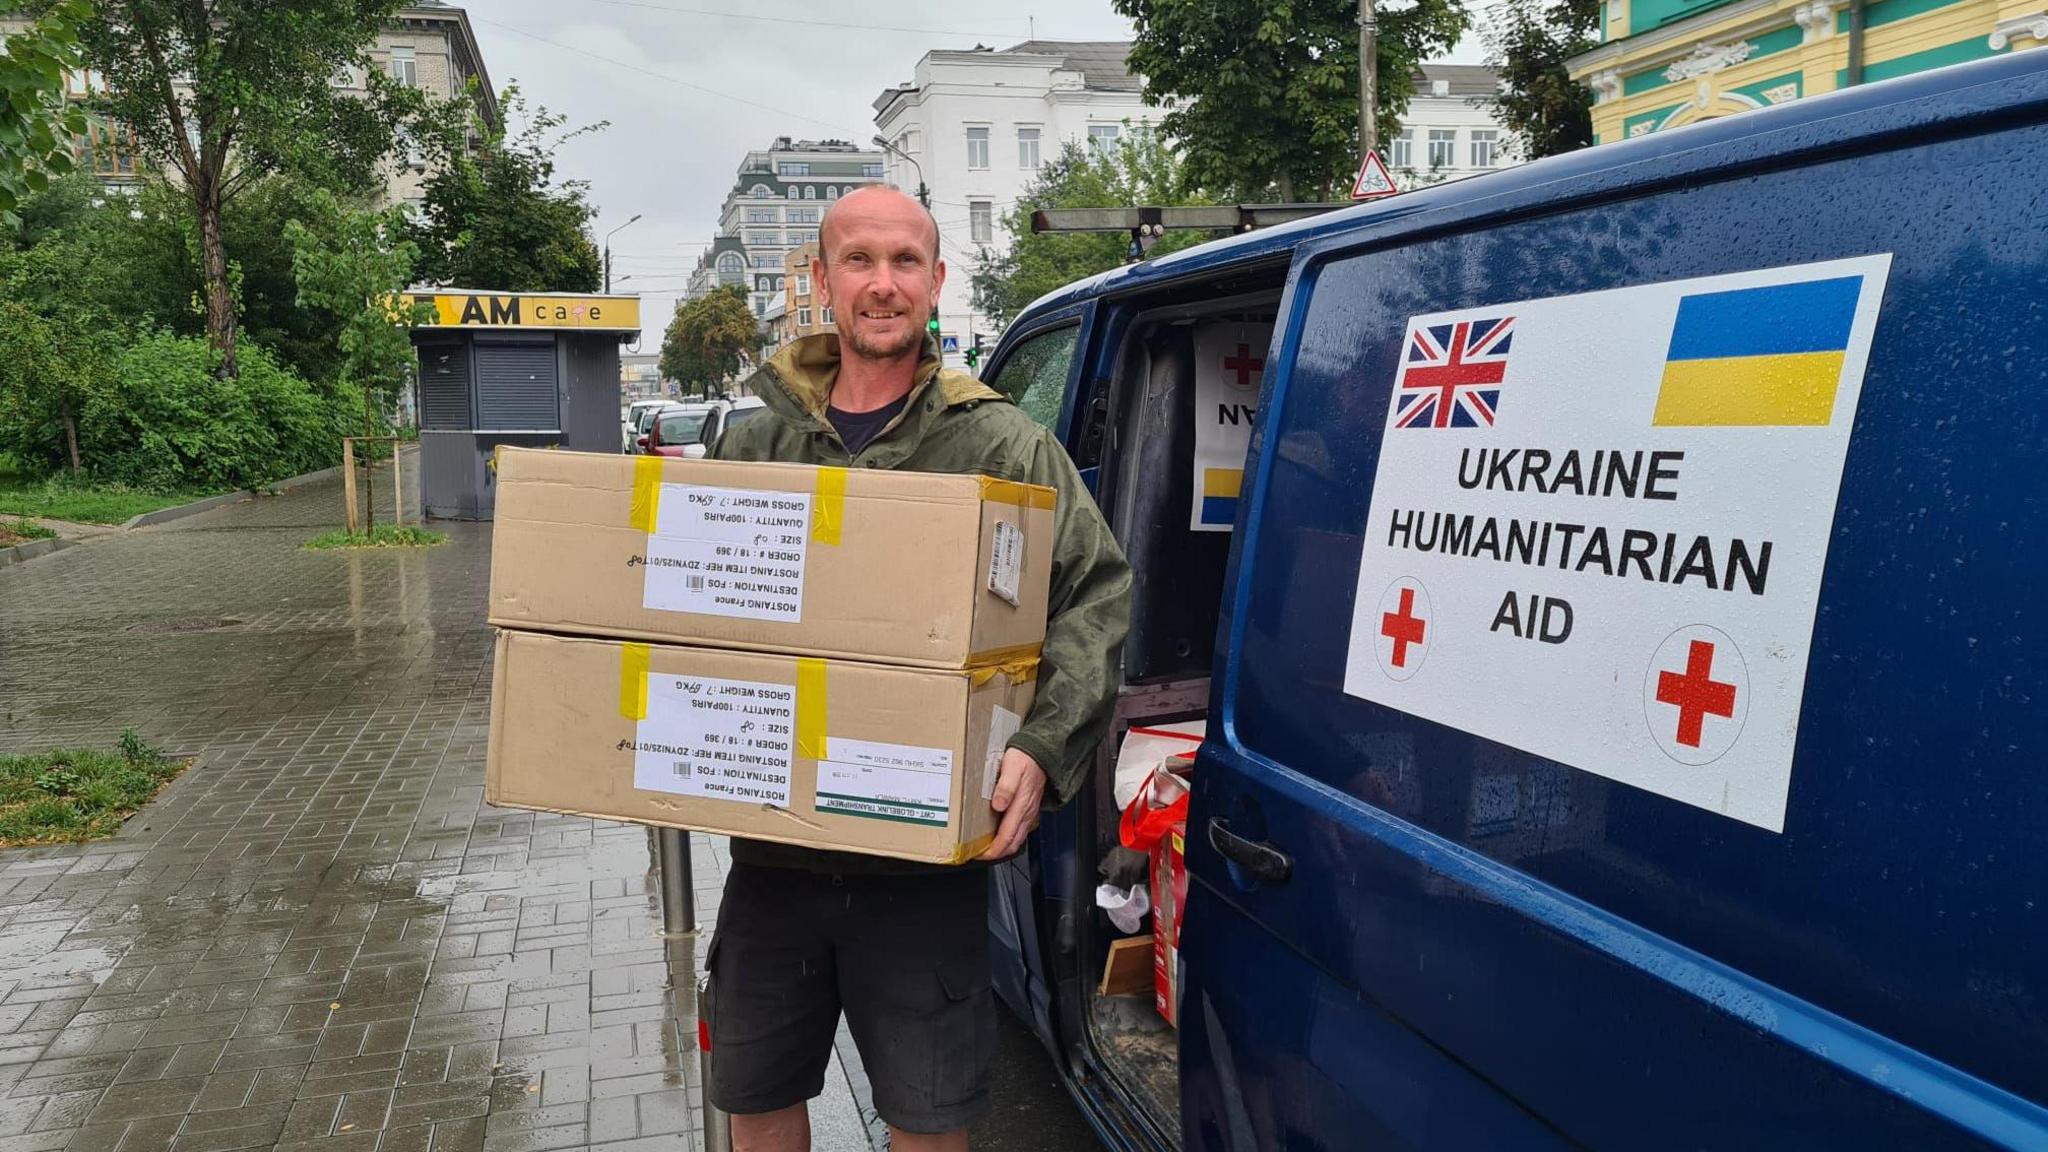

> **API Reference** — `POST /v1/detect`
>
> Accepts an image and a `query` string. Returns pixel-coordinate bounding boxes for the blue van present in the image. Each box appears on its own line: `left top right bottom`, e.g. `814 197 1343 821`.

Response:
974 50 2048 1150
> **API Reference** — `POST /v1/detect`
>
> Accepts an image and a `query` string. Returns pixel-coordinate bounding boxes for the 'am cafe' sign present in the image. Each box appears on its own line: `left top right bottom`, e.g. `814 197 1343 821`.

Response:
403 291 641 333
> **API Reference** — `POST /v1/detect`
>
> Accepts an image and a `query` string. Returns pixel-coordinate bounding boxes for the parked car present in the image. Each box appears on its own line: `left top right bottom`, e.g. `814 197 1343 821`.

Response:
688 395 767 458
622 399 672 452
643 404 713 457
980 52 2048 1152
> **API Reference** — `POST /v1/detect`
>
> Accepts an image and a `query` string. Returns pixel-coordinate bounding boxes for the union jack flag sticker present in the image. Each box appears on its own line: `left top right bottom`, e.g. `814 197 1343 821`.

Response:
1392 316 1515 429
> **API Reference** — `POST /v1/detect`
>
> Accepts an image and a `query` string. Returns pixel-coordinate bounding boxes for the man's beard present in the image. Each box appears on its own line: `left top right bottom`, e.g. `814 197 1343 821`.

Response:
839 315 923 362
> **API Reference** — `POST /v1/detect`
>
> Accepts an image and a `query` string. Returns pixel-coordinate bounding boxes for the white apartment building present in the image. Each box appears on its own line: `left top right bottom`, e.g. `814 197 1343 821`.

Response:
873 41 1157 368
684 137 885 320
1386 65 1518 187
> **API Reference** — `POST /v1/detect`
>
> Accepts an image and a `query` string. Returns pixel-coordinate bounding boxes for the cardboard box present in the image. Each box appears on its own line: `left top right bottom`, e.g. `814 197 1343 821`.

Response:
486 629 1037 865
489 448 1055 668
1152 821 1187 1027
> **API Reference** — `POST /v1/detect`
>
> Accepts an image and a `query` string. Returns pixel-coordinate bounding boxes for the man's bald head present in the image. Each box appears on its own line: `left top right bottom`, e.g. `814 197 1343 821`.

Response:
818 184 940 264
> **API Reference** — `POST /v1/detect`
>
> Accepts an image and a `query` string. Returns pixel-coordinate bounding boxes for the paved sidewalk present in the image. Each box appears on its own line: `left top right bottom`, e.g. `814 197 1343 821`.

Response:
0 467 868 1152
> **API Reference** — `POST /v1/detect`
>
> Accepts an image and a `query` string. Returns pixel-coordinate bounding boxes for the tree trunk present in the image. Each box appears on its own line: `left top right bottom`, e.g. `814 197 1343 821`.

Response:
1277 172 1296 202
361 392 376 534
61 402 80 475
195 179 238 379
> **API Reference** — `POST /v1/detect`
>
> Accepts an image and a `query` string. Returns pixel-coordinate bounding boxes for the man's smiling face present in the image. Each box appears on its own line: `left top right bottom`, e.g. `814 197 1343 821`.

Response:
815 186 946 363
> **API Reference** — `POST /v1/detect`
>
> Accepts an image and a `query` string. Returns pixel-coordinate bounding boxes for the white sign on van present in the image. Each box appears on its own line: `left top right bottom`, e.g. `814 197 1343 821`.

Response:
1341 256 1892 832
1189 323 1272 532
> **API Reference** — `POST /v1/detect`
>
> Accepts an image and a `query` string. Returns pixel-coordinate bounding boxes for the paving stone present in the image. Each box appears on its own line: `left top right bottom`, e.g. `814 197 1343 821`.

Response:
0 467 872 1151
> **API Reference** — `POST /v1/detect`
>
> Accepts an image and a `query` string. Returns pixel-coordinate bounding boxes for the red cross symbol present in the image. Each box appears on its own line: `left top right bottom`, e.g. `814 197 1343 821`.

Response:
1223 343 1264 389
1380 587 1427 668
1655 639 1738 748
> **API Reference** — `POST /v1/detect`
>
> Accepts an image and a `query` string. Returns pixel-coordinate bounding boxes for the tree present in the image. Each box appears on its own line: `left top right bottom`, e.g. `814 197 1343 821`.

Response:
972 136 1214 331
78 0 422 378
660 286 758 393
287 190 431 530
0 245 117 474
1115 0 1468 202
1485 0 1601 160
0 0 88 227
407 87 603 293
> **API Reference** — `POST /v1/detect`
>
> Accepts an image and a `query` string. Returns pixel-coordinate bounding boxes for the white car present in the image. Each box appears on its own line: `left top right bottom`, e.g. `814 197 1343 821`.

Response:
622 399 674 452
685 396 768 458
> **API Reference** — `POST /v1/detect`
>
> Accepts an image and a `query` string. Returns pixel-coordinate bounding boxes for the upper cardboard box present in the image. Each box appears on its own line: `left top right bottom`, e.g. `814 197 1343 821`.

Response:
489 448 1056 668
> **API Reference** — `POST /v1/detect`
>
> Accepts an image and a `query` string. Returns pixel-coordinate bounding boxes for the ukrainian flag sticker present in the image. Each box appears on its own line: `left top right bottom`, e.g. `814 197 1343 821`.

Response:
1655 275 1865 426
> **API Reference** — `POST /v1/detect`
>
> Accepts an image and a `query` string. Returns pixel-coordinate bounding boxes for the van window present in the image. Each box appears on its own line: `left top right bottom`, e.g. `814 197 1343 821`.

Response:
988 325 1079 431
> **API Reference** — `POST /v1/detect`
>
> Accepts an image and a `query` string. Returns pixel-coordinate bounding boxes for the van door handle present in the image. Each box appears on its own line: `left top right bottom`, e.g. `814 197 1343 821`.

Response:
1207 817 1292 885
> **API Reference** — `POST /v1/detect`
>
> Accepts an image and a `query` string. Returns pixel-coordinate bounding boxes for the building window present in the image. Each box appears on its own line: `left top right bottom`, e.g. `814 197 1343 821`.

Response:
969 200 992 244
965 126 990 170
1470 130 1498 168
827 186 839 199
788 207 818 223
718 253 743 273
747 208 777 223
1427 129 1456 169
863 163 883 178
803 185 816 199
796 273 811 296
78 119 138 177
754 298 766 317
388 45 416 88
788 230 816 244
779 162 810 176
822 307 834 325
1390 131 1413 168
752 254 778 269
786 187 799 200
747 231 775 246
799 307 813 326
751 184 773 198
1087 124 1120 155
1017 127 1040 169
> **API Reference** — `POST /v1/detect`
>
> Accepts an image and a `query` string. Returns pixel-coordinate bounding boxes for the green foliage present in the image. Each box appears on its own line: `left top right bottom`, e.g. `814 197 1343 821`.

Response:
972 137 1215 330
305 523 446 550
77 0 424 373
0 517 54 541
660 285 759 391
1484 0 1601 159
286 189 431 422
78 331 354 492
0 731 186 845
0 471 201 524
0 0 88 227
407 86 604 292
1115 0 1468 201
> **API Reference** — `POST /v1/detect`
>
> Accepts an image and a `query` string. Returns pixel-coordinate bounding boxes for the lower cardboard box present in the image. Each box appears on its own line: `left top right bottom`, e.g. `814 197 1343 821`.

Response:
487 629 1036 865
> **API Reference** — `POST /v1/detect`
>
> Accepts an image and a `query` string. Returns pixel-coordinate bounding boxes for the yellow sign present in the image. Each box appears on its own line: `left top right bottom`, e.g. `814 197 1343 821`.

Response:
403 291 641 332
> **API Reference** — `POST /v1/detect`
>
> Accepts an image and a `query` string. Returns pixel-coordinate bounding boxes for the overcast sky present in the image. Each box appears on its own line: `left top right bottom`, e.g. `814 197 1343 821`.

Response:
464 0 1481 345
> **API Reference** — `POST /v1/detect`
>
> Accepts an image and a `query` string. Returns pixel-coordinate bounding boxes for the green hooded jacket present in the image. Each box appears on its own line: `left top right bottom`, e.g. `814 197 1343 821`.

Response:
711 333 1133 874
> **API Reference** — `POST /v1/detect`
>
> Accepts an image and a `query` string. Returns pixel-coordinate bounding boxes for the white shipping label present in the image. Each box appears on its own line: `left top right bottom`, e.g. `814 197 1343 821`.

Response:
817 737 955 826
982 705 1024 801
1190 322 1273 532
1341 256 1892 833
632 674 795 807
987 520 1025 607
641 484 812 622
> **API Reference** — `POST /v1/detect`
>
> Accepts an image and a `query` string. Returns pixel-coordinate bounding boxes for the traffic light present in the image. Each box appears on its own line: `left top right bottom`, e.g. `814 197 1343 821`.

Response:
927 312 941 341
964 332 984 371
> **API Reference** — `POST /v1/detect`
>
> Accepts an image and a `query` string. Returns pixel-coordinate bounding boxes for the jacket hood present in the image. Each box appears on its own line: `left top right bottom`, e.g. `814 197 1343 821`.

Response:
746 333 1004 423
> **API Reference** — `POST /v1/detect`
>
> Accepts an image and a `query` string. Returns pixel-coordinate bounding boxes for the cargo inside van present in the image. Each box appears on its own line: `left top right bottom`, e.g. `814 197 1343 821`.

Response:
1076 268 1289 1141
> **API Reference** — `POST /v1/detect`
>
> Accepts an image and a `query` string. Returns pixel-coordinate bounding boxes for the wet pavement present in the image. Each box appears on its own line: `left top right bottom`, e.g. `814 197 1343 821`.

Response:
0 464 882 1152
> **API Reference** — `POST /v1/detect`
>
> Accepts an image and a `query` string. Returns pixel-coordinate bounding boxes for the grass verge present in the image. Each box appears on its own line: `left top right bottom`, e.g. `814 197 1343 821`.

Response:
0 467 213 525
0 730 188 846
0 518 57 547
305 524 447 550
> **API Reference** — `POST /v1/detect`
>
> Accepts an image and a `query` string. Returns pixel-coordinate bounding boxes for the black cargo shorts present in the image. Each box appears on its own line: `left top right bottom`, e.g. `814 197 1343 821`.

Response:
705 862 996 1134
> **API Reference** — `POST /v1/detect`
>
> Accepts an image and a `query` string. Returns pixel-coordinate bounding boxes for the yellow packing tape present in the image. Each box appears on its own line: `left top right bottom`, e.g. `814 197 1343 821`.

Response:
969 658 1041 688
948 833 997 864
618 643 651 720
978 475 1057 510
629 456 663 533
795 658 828 760
965 641 1043 667
812 467 847 545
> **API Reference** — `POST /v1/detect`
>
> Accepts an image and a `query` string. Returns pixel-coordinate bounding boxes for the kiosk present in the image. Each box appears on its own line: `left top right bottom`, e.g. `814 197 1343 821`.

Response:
407 290 642 520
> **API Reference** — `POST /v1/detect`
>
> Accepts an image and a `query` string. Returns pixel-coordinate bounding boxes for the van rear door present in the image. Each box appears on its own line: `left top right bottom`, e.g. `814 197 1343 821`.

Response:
1181 61 2048 1150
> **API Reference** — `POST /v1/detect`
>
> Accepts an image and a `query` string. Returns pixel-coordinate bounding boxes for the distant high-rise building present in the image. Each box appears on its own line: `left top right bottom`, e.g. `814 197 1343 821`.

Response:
683 137 886 320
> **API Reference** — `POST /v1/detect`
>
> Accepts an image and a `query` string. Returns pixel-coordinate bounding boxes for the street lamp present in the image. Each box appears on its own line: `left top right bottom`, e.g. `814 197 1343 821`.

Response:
870 135 928 208
603 213 642 293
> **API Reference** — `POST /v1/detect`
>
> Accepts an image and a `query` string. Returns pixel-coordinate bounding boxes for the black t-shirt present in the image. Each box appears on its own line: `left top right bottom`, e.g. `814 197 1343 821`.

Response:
827 393 909 457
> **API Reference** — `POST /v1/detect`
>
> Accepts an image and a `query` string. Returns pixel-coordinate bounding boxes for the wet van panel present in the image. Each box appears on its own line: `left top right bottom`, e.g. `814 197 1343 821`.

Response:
1183 106 2048 1147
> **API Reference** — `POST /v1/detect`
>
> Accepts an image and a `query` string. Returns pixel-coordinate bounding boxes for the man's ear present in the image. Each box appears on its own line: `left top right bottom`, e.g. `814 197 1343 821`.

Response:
811 253 829 309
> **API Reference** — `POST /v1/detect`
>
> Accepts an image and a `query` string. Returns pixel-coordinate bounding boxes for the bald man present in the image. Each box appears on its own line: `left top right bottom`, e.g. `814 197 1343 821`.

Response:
702 185 1131 1152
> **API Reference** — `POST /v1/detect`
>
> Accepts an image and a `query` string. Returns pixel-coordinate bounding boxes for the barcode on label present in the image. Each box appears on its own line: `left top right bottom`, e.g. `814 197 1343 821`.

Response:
685 574 706 591
669 761 692 779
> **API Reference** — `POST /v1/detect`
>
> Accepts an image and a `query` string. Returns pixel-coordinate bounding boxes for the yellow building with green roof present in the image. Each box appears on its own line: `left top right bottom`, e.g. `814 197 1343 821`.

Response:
1568 0 2046 143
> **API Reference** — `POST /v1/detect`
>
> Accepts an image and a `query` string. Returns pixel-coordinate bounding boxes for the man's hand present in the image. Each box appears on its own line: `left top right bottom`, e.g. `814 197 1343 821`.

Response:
979 747 1047 861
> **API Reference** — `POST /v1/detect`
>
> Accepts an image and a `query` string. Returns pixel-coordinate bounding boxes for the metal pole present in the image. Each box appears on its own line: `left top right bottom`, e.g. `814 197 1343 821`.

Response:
657 826 695 935
698 975 732 1152
1359 0 1379 160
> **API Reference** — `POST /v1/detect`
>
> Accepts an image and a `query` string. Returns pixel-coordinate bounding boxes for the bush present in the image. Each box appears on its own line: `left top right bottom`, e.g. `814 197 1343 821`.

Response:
77 331 357 491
